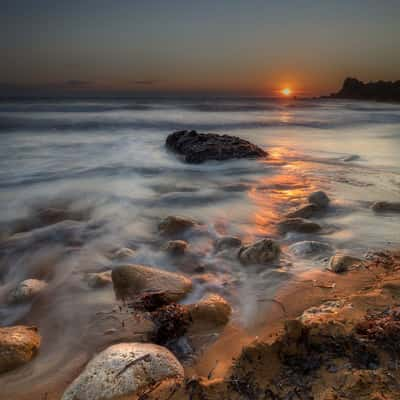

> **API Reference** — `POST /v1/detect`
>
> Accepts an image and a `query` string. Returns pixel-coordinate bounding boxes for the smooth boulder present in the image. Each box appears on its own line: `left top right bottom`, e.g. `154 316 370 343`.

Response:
286 204 320 219
85 271 112 288
110 247 136 260
158 215 196 236
0 326 41 373
308 191 330 208
215 236 242 252
278 218 321 234
238 238 281 265
289 241 333 258
329 254 363 273
166 130 267 163
372 201 400 213
62 342 184 400
112 264 192 302
8 279 48 304
161 240 188 256
188 294 232 327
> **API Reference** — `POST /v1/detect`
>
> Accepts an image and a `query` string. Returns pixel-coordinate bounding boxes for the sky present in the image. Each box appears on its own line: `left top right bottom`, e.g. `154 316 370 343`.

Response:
1 0 400 96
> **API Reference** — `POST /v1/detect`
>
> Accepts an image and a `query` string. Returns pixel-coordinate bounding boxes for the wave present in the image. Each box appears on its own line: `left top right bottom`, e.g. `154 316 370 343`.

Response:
2 113 400 133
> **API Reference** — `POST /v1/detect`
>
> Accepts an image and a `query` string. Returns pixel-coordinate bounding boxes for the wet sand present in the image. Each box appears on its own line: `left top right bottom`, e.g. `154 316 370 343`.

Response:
3 250 400 399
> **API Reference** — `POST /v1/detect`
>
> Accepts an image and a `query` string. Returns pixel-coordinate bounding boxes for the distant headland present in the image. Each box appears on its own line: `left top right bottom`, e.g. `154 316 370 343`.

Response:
328 77 400 102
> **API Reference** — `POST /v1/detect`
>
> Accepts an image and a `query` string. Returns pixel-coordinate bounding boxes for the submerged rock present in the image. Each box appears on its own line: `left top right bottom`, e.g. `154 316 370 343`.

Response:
238 238 281 265
110 247 136 260
112 264 192 302
286 203 320 219
61 342 184 400
277 218 321 234
215 236 242 252
158 215 196 236
85 271 112 288
10 206 90 234
0 220 98 254
343 154 360 162
162 240 188 256
166 130 267 163
188 294 232 327
372 201 400 213
8 279 48 304
329 254 363 273
308 191 330 208
0 326 41 373
289 241 333 258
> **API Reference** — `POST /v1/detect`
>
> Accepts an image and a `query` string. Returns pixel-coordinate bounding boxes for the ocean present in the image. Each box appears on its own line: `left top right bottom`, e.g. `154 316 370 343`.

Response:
1 96 400 394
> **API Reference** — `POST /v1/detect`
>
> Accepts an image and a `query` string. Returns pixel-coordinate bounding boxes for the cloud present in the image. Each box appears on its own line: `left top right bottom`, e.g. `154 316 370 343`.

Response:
61 80 92 88
135 80 157 85
45 80 94 90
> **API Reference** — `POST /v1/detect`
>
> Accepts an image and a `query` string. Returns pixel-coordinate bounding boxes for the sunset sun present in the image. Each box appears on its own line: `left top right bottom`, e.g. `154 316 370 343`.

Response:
281 87 292 96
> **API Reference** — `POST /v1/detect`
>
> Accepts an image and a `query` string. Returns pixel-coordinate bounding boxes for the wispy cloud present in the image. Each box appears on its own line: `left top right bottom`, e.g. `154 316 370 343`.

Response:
135 80 157 85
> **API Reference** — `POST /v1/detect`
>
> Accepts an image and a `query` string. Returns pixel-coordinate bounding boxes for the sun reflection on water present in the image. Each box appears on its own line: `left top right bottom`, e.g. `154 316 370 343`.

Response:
243 150 318 239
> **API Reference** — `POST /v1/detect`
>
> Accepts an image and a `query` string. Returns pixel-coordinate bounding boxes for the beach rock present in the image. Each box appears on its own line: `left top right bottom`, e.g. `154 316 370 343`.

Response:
343 154 360 162
286 203 320 219
0 326 41 373
10 206 90 234
289 241 333 258
166 130 267 164
215 236 242 252
8 279 48 304
111 264 192 302
308 191 330 208
372 201 400 213
238 238 280 265
158 215 196 236
0 220 96 254
161 240 188 256
329 254 363 273
188 294 232 327
277 218 321 234
85 271 112 288
221 183 251 192
61 342 184 400
111 247 136 260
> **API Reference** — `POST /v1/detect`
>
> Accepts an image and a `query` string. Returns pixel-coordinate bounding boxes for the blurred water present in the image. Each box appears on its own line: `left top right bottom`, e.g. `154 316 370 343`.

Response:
0 97 400 394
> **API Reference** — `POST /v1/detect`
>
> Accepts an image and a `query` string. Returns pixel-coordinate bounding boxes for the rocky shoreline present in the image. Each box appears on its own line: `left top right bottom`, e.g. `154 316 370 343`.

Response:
1 132 400 399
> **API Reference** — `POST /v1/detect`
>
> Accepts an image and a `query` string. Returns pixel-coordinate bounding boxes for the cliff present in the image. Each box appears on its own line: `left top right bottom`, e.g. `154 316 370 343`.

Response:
331 77 400 102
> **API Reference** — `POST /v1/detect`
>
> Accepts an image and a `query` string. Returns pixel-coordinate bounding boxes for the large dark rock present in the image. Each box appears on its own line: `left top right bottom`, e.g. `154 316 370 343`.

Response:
330 77 400 102
166 130 267 163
